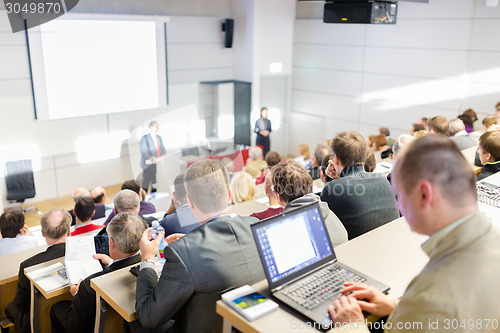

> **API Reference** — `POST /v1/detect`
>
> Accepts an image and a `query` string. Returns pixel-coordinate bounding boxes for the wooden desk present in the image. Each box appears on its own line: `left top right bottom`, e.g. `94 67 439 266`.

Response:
216 217 429 332
228 200 268 217
461 146 481 176
24 257 72 333
91 264 138 333
0 245 47 319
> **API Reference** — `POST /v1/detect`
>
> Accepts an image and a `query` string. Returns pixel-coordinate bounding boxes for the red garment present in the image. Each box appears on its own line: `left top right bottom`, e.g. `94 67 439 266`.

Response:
156 136 161 157
70 223 104 236
250 207 283 220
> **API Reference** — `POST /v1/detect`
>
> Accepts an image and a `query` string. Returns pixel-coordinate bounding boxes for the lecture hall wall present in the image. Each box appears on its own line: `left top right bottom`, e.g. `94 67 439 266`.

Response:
0 0 237 209
289 0 500 153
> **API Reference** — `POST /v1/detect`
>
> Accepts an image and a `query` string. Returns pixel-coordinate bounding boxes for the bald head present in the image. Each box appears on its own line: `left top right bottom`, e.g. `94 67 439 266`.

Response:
90 186 106 204
72 188 90 202
40 209 71 241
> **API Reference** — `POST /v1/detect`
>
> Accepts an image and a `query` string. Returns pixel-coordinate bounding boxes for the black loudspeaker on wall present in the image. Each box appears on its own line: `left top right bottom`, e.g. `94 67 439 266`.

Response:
222 18 234 48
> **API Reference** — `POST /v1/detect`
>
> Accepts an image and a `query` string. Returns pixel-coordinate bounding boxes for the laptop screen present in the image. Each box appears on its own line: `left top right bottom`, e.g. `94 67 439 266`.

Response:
253 204 333 284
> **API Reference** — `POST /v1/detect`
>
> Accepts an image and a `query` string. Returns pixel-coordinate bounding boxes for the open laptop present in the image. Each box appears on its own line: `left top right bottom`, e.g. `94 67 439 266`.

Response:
251 202 389 328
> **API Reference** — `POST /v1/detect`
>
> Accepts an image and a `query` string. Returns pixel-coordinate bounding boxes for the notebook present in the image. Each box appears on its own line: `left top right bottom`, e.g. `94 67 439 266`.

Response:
251 202 389 329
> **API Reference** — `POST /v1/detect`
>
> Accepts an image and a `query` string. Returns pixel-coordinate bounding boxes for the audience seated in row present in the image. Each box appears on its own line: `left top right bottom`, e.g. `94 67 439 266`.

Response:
50 213 147 333
255 150 281 184
329 135 500 331
69 187 106 225
159 173 200 237
6 209 71 333
70 196 104 236
0 209 38 256
272 160 348 246
104 179 156 225
320 131 399 240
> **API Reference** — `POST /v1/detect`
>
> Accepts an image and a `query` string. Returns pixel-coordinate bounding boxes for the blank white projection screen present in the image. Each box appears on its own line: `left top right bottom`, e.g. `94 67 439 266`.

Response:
28 18 165 120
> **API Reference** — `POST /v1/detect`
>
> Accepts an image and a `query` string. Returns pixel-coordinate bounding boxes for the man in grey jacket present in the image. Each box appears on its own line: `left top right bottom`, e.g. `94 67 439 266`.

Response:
135 159 265 332
271 160 348 247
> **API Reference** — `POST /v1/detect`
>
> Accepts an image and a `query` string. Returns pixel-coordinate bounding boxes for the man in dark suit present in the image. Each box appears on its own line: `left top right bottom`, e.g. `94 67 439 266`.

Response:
5 209 72 333
140 120 166 191
50 212 148 333
136 159 265 332
320 131 399 239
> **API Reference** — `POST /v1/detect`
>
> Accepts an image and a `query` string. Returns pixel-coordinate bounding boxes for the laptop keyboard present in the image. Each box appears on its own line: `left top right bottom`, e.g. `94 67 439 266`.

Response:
281 263 366 310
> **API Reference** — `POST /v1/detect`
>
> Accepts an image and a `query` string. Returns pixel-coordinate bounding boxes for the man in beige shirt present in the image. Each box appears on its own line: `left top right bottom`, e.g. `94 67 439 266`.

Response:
329 135 500 332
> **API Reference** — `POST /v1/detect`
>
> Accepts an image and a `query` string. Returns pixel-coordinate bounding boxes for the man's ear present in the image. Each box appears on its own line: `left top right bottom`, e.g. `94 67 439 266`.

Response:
186 194 195 210
227 186 232 203
92 210 95 217
419 181 434 209
109 236 115 250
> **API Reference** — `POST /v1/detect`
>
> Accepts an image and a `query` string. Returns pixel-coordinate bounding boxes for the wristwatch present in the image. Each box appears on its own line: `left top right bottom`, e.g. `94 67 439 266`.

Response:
141 258 155 265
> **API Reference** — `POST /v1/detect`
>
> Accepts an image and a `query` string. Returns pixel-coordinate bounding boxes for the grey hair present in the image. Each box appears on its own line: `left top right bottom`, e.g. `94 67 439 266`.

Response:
449 118 465 136
249 146 263 160
107 212 147 254
114 189 140 213
393 134 416 156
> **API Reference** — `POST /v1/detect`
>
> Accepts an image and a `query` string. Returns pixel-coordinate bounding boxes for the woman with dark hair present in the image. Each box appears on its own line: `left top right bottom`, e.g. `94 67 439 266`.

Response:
254 107 272 157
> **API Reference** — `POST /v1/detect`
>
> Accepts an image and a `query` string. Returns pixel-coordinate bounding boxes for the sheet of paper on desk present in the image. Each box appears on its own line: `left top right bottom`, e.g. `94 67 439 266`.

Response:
256 197 269 205
65 236 103 285
26 262 69 292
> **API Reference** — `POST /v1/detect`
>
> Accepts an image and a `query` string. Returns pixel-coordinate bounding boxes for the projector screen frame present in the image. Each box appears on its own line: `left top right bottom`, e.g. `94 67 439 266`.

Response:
25 13 170 121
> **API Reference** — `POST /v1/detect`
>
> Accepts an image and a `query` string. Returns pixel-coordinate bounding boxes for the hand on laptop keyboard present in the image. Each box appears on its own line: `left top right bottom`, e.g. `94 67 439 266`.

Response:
338 282 396 317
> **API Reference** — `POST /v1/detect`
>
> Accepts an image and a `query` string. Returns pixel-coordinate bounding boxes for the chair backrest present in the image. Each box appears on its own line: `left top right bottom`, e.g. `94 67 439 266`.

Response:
5 159 36 202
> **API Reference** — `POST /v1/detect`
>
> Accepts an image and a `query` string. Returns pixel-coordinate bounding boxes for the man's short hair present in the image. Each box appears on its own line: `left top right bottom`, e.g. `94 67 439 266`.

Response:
90 187 105 204
249 146 263 160
149 120 158 128
173 173 187 203
393 134 416 156
479 130 500 162
364 151 376 173
449 118 465 136
107 212 147 254
74 196 95 222
265 151 281 167
321 154 334 183
428 116 449 135
314 144 331 165
463 109 477 121
394 135 476 207
0 209 25 238
40 209 71 240
185 159 230 214
121 179 141 195
271 160 312 203
114 189 140 213
495 102 500 112
331 131 367 167
379 127 390 137
483 115 497 129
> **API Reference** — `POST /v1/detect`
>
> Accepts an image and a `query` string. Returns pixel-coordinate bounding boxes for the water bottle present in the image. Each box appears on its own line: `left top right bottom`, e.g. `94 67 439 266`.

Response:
150 221 167 264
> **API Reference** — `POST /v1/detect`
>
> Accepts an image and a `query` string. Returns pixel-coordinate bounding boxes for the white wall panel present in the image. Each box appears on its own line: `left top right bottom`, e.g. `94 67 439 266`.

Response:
292 90 360 122
322 117 360 142
168 43 233 70
0 79 31 97
365 20 471 50
167 16 226 44
470 19 500 51
294 19 366 45
361 73 463 111
169 68 234 84
293 67 363 96
364 47 467 79
474 2 500 19
294 44 364 72
397 0 474 19
0 45 30 79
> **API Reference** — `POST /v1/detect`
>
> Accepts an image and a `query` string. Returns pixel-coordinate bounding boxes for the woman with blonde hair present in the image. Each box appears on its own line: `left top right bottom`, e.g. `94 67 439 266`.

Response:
230 172 256 204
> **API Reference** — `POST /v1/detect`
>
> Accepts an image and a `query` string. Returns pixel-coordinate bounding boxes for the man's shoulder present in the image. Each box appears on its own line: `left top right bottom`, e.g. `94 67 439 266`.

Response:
22 243 65 268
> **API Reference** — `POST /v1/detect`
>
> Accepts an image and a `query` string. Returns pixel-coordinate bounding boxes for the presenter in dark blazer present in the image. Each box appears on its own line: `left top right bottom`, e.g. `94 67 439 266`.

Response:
50 213 147 333
254 107 272 157
140 120 166 191
136 160 265 333
5 209 71 333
